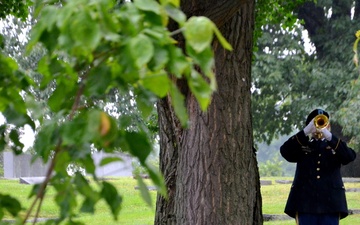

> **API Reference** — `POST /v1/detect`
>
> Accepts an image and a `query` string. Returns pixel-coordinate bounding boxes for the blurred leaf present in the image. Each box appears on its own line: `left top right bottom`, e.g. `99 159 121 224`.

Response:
69 10 102 54
169 82 188 127
74 173 99 213
135 175 153 207
0 194 22 217
146 164 167 198
212 22 232 51
187 70 213 111
167 45 190 78
101 182 122 220
134 0 161 14
141 71 170 97
183 17 213 53
48 82 76 113
135 89 156 119
100 157 123 166
128 34 154 68
34 122 58 163
54 177 77 220
165 4 186 26
85 66 113 97
125 131 152 164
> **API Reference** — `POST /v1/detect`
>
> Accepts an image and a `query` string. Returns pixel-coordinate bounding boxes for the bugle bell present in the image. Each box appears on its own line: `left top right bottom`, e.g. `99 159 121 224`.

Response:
313 114 329 129
313 114 329 139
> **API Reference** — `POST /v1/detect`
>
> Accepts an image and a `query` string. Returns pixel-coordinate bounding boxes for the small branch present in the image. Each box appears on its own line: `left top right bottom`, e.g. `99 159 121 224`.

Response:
22 145 58 224
170 28 183 37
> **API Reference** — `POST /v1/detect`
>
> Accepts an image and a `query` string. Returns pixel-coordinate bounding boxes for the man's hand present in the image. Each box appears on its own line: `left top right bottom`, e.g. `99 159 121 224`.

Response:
322 128 332 141
303 118 316 135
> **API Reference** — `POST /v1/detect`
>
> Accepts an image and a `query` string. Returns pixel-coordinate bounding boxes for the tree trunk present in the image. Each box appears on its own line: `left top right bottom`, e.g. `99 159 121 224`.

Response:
155 0 263 224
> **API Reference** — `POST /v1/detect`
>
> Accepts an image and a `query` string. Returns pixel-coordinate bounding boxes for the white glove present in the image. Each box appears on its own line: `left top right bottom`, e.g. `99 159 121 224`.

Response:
322 128 332 141
303 118 316 135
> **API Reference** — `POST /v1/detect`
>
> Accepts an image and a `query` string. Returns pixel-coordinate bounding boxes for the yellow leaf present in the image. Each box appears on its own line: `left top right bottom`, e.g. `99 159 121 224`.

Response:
100 112 111 136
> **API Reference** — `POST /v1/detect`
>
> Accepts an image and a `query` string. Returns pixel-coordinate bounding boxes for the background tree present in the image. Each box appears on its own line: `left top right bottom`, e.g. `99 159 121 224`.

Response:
252 0 360 176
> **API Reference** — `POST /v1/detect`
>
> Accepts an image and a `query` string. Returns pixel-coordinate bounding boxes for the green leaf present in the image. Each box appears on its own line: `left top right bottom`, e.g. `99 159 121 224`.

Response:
186 45 214 78
101 181 122 220
169 82 189 127
212 23 232 51
53 151 71 175
99 157 123 166
134 0 161 14
85 66 113 97
74 173 99 212
135 88 156 119
125 131 152 164
183 17 213 53
148 45 169 70
141 71 170 97
188 70 213 111
34 122 58 163
146 165 167 198
129 34 154 68
26 5 58 52
69 10 101 53
9 129 24 154
167 45 190 78
3 103 33 127
0 194 22 217
160 0 180 7
165 4 186 26
135 175 153 207
0 54 18 77
54 178 77 220
61 119 87 146
80 197 97 214
48 82 76 113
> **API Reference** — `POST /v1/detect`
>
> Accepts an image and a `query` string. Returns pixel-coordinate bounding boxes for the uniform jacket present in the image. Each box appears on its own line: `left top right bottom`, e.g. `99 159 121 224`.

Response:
280 130 356 219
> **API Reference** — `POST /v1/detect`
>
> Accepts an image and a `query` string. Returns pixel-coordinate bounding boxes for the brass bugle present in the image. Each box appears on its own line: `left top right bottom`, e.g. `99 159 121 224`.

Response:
313 114 329 129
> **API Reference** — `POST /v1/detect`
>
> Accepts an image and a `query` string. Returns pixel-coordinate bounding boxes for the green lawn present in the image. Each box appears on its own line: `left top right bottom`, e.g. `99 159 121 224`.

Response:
1 177 359 224
261 177 360 225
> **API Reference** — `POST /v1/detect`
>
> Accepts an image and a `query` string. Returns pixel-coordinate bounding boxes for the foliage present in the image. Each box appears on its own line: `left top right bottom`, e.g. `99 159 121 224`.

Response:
0 0 232 224
259 156 284 177
254 0 311 50
0 0 31 20
252 1 360 148
339 30 360 148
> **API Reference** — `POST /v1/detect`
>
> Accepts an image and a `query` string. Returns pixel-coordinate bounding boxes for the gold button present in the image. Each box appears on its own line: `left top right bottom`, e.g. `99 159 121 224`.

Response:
319 154 322 157
317 176 320 179
317 168 320 171
317 161 320 164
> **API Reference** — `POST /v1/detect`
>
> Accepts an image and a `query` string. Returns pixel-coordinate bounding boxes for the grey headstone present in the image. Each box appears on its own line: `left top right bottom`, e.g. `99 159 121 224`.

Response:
346 188 360 192
275 180 292 184
19 176 46 185
342 177 360 183
260 180 272 185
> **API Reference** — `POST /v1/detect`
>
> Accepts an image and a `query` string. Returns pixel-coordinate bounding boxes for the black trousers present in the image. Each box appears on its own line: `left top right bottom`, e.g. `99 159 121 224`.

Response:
296 213 340 225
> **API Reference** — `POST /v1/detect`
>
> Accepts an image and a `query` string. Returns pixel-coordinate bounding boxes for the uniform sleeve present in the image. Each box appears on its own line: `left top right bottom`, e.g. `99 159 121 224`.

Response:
280 130 308 163
327 135 356 165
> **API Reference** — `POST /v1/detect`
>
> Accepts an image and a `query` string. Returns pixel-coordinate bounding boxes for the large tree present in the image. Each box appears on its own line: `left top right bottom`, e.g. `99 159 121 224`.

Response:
0 0 234 223
154 0 314 223
155 0 262 224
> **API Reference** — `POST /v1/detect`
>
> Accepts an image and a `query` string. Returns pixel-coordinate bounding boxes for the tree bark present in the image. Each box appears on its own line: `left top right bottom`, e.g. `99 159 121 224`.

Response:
155 0 262 224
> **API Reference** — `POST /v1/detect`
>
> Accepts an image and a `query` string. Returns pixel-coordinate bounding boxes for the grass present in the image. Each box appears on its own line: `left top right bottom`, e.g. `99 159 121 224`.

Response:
0 177 359 224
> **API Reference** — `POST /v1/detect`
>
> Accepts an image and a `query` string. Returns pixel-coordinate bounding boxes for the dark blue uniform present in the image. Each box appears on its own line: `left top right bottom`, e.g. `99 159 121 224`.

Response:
280 130 356 220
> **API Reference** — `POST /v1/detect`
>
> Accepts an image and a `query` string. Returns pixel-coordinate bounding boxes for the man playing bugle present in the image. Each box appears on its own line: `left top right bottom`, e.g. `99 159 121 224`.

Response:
280 109 356 225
